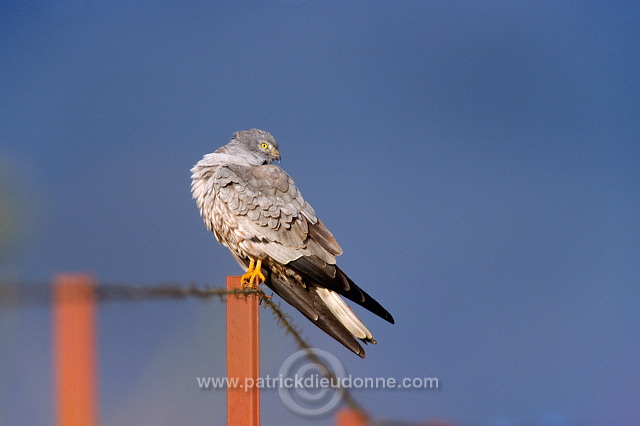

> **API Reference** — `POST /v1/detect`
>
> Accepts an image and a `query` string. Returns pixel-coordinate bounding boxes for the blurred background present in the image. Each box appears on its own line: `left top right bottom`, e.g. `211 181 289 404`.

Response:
1 1 639 425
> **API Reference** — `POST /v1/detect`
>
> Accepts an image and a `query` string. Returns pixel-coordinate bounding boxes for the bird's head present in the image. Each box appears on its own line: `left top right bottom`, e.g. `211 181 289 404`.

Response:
227 129 281 164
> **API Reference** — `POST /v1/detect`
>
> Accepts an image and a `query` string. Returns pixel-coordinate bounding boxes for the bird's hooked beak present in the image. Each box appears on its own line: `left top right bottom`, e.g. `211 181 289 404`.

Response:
272 147 281 161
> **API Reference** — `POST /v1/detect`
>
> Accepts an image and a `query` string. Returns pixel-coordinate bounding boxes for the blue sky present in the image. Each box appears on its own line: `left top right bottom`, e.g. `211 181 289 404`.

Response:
1 1 639 425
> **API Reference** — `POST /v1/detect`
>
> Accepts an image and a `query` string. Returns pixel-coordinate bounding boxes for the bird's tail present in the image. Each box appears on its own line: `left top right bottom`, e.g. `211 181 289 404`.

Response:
314 287 375 343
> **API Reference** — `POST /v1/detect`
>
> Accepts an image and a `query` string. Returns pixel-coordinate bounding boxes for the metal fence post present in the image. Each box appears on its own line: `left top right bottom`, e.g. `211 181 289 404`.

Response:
52 273 98 426
226 276 260 425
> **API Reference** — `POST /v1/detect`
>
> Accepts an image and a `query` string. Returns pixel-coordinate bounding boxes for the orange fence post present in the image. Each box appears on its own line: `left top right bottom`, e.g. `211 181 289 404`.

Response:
226 276 260 426
52 273 98 426
335 408 368 426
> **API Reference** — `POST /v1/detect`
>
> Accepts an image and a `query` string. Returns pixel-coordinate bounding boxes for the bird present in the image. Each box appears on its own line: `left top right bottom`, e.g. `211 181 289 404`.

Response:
190 129 394 358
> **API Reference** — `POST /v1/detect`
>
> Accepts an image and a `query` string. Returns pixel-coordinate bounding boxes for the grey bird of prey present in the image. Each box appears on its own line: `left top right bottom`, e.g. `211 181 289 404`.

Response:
191 129 394 358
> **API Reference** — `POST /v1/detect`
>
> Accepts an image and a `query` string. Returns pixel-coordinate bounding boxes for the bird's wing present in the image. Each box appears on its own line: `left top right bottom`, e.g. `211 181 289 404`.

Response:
214 164 340 262
215 164 394 324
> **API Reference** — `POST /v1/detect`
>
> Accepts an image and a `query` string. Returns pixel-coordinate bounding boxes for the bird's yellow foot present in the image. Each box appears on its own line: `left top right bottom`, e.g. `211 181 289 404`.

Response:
241 259 266 289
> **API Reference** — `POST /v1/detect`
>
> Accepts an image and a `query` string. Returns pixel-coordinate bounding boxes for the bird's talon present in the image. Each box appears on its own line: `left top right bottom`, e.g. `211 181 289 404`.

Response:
240 259 265 288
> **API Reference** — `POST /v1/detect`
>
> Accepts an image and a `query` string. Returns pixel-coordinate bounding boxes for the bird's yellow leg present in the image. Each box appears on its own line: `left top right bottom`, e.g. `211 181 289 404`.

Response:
241 258 266 288
244 259 255 277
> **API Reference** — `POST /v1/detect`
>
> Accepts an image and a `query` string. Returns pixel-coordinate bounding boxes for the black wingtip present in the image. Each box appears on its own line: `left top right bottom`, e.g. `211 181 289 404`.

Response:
288 257 395 325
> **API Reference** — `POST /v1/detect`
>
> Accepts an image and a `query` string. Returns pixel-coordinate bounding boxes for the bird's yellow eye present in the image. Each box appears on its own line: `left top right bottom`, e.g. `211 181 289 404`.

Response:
260 142 269 149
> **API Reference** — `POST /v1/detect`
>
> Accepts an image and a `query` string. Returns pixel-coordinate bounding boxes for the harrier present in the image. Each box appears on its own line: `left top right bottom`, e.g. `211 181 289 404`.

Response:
191 129 394 357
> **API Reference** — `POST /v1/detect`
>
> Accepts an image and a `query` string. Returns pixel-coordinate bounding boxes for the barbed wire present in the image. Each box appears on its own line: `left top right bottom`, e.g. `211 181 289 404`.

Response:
0 280 368 418
259 295 369 418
